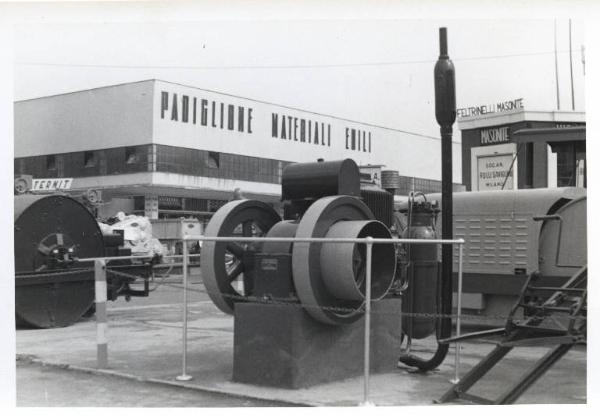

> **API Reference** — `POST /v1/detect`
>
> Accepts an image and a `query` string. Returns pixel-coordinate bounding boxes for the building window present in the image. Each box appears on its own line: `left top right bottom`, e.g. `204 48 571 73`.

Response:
525 143 534 188
185 198 208 212
125 147 139 164
207 152 220 168
158 196 183 210
555 143 578 187
208 199 227 212
84 151 96 167
133 196 145 211
46 155 56 170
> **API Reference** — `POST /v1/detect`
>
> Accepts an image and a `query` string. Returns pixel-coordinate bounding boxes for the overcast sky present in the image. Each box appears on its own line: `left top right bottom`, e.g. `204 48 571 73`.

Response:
10 16 587 139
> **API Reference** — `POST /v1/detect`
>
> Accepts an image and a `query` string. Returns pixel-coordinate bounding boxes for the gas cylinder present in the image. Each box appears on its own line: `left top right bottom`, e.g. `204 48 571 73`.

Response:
401 200 439 340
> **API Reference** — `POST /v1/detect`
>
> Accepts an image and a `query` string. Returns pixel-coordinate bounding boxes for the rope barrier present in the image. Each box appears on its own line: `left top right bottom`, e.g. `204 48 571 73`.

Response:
78 232 584 407
157 283 585 322
15 268 93 279
19 266 583 323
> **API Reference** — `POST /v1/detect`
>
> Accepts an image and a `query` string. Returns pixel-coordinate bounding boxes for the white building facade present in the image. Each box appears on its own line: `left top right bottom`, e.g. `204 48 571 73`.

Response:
15 79 462 220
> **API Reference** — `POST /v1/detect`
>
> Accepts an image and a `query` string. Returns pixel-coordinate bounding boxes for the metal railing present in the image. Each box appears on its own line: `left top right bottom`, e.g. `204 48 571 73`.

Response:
184 235 465 405
78 253 194 370
82 235 465 405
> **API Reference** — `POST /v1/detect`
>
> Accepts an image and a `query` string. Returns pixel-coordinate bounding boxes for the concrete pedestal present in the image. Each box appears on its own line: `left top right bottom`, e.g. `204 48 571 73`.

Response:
233 299 402 389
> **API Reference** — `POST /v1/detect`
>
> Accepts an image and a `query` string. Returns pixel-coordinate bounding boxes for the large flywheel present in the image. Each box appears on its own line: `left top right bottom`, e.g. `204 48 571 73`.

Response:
201 199 281 314
292 195 395 325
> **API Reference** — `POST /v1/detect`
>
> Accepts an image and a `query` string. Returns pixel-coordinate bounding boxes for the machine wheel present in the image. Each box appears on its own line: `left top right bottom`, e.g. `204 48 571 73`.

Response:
292 195 375 325
201 200 281 314
14 195 105 328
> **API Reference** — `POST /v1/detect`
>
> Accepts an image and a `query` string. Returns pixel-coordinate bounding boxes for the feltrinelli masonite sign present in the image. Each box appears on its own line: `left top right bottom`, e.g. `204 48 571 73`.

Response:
480 126 511 145
457 98 524 119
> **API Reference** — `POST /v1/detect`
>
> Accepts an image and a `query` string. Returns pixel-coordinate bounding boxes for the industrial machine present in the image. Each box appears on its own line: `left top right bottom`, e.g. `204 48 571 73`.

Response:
201 158 398 326
14 194 155 328
437 265 587 404
201 158 589 381
394 187 587 324
436 193 587 403
199 158 409 387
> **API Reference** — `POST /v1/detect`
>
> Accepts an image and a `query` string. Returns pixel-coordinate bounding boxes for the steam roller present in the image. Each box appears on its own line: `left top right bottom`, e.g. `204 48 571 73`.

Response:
201 159 397 325
14 195 105 328
14 194 153 328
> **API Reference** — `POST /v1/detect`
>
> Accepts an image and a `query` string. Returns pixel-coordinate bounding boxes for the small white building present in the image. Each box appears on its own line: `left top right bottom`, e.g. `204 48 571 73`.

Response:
456 100 585 191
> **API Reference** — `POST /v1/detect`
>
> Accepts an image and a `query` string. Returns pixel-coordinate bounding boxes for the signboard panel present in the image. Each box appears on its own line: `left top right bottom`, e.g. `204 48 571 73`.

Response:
31 178 73 191
152 80 463 182
144 195 159 220
470 143 517 191
476 154 515 190
480 126 510 145
359 165 383 187
457 98 524 119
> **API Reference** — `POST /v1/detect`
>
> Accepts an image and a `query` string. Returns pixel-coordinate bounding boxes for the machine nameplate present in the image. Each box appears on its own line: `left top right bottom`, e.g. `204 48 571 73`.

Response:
261 258 279 271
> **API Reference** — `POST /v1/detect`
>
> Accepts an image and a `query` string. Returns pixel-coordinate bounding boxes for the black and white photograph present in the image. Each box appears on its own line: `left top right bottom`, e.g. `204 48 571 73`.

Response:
1 0 597 410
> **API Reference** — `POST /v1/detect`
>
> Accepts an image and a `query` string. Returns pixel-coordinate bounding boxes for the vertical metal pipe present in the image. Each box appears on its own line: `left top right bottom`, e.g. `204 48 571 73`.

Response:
434 26 456 310
569 19 575 110
176 239 193 381
361 237 374 406
441 125 454 324
437 26 455 368
399 27 455 372
452 243 464 383
95 259 108 369
554 19 561 110
581 45 586 76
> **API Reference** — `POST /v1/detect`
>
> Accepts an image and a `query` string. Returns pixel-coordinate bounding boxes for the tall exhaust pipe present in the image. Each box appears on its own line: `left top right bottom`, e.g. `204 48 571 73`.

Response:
399 27 456 371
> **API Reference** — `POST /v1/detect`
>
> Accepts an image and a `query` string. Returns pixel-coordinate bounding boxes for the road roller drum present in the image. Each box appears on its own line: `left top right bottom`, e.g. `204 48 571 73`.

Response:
14 195 106 328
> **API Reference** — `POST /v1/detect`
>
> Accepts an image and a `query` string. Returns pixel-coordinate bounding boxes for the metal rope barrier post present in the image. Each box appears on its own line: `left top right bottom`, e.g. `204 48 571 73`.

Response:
94 259 108 369
176 238 193 381
361 237 374 406
452 242 464 384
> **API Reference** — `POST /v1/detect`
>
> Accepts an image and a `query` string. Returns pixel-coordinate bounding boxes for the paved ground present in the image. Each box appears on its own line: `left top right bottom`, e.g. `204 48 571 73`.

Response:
15 272 587 407
17 358 295 407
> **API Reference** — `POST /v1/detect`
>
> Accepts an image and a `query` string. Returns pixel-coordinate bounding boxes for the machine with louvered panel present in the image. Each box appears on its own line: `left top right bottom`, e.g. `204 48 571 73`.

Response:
395 187 587 322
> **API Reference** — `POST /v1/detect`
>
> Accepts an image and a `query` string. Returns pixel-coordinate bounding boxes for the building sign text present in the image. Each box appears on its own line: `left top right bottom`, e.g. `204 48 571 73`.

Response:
31 178 73 191
161 91 254 134
458 98 524 119
477 155 515 190
480 126 510 145
160 90 375 154
271 113 331 147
